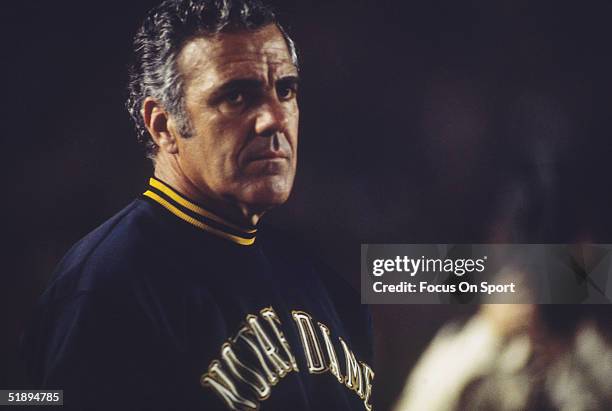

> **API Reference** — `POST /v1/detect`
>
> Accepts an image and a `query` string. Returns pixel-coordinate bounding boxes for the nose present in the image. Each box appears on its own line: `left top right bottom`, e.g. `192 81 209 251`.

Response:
254 98 289 138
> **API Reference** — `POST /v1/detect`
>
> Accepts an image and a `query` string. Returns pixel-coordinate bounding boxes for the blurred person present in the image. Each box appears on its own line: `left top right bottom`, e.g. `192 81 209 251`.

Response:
21 1 374 410
393 304 612 411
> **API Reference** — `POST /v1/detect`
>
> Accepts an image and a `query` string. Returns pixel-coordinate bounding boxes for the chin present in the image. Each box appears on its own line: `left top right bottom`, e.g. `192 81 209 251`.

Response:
241 177 293 212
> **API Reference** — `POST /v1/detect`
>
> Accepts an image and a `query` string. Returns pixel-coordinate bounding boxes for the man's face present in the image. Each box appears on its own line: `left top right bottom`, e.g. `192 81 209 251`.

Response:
173 24 299 213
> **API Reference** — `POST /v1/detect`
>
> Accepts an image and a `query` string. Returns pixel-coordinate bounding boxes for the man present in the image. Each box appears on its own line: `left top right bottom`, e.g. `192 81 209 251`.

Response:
22 1 374 410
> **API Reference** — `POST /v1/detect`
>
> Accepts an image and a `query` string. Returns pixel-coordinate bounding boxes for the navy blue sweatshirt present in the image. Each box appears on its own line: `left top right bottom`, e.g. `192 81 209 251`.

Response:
23 178 374 411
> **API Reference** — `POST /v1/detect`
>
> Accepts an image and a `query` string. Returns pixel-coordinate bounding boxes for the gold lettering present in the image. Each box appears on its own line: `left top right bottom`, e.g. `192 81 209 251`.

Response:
235 326 279 385
261 307 299 372
360 361 375 411
200 360 259 411
291 311 326 373
340 338 364 398
246 314 294 379
222 343 272 400
318 322 343 383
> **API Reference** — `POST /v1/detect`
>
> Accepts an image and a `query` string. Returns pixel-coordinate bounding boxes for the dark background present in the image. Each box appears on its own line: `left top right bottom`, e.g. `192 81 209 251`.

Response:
3 1 612 410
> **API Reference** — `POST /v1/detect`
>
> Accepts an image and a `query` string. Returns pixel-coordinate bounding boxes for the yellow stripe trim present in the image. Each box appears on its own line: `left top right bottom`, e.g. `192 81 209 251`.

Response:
149 178 257 234
143 190 255 246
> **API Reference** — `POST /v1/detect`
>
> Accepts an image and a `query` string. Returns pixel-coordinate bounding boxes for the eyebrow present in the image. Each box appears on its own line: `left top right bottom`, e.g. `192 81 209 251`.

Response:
209 75 300 102
277 75 300 88
216 78 263 94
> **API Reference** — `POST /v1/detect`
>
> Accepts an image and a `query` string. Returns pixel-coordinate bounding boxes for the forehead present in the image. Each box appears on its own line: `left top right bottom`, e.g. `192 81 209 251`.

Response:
176 24 296 87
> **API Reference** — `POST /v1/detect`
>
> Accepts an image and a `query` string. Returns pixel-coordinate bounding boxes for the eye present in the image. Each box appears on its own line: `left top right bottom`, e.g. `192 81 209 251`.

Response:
277 82 298 101
217 89 251 114
224 90 245 106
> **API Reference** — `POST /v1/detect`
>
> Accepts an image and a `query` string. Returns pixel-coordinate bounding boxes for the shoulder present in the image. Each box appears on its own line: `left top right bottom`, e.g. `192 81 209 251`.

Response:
43 199 164 302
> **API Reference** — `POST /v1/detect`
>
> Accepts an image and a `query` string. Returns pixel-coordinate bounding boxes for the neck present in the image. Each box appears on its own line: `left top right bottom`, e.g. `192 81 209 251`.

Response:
153 166 263 228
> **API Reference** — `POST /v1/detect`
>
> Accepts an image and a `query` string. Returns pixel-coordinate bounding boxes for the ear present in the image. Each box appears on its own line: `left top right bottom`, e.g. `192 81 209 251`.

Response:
142 97 179 154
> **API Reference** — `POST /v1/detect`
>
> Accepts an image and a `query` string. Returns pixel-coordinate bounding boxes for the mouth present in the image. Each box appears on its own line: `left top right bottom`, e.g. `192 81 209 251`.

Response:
245 152 289 163
242 151 291 176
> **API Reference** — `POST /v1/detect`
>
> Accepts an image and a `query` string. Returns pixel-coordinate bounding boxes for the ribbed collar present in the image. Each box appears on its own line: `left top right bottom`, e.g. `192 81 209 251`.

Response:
143 177 257 246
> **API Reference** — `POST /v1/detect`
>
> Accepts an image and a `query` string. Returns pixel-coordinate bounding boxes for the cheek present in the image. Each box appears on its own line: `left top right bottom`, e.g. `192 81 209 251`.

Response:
287 107 300 150
178 139 212 178
210 120 252 171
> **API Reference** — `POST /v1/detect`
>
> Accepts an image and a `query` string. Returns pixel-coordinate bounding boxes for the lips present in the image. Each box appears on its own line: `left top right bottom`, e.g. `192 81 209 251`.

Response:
244 151 289 163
